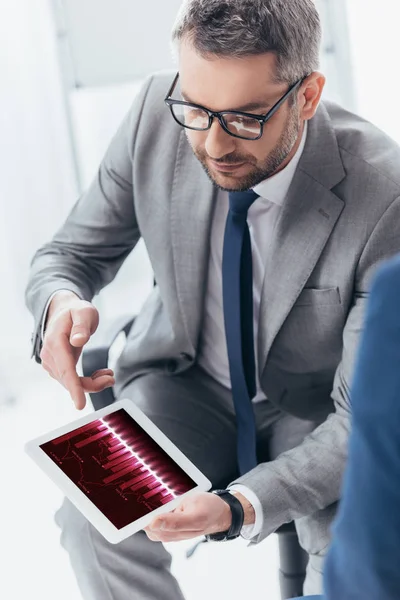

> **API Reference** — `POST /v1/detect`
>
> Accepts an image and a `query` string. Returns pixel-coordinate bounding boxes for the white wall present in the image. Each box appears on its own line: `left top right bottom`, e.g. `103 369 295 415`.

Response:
56 0 183 86
0 0 78 363
347 0 400 143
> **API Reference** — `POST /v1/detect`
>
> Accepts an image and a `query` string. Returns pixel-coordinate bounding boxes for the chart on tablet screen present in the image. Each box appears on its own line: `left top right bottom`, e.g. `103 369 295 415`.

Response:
40 409 196 529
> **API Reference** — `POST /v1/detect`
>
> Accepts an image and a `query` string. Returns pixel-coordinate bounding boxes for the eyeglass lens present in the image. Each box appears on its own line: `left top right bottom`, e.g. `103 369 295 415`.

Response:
171 104 262 140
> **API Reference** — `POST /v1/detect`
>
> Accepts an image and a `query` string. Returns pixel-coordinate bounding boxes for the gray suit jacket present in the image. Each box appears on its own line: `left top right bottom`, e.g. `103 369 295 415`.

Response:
26 72 400 552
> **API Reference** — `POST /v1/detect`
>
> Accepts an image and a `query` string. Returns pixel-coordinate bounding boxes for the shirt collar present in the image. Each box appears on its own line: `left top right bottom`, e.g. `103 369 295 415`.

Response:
252 121 308 206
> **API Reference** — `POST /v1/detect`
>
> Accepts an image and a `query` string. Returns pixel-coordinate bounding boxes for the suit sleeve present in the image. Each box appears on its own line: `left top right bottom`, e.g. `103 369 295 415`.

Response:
25 76 154 363
324 254 400 600
230 195 400 542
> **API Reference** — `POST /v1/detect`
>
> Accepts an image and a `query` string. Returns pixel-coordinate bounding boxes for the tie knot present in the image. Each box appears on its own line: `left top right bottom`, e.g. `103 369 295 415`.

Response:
228 190 259 216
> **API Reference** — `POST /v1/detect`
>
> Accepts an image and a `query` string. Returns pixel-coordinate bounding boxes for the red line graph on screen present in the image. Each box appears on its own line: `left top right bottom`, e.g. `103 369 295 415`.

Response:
40 409 196 529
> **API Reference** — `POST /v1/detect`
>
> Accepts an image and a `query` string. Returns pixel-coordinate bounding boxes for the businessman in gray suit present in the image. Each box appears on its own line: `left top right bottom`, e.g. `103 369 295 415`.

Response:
26 0 400 597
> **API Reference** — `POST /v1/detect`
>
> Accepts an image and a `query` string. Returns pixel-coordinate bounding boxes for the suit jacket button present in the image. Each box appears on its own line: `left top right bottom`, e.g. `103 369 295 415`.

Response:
166 359 177 373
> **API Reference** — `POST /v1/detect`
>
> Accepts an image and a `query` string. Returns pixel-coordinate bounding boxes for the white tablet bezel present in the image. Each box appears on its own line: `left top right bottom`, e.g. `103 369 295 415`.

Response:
25 398 212 544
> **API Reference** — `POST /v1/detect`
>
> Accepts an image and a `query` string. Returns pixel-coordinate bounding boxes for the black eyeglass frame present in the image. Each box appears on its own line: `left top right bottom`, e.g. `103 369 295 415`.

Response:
164 72 309 141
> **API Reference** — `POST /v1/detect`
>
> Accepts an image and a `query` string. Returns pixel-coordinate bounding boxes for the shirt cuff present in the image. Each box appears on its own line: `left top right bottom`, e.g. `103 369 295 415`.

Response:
40 289 70 342
229 484 264 540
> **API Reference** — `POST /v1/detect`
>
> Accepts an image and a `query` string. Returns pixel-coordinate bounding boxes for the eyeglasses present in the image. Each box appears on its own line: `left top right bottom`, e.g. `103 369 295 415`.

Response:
164 73 307 141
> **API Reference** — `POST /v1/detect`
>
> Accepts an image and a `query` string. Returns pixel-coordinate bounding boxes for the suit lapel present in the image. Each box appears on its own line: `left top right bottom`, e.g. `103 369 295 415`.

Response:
258 102 346 372
170 132 217 353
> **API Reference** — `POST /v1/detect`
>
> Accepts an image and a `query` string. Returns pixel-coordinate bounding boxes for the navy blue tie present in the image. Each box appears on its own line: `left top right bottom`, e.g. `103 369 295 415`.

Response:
222 190 259 475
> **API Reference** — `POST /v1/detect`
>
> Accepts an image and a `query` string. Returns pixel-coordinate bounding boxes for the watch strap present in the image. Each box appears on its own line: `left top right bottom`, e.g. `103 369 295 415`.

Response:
206 489 245 541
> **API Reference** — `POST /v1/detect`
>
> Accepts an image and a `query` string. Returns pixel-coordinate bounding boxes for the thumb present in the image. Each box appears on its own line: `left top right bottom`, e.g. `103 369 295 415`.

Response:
70 317 91 347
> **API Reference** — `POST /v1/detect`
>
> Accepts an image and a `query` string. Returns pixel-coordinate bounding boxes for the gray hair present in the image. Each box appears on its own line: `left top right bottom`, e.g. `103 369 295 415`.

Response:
172 0 321 84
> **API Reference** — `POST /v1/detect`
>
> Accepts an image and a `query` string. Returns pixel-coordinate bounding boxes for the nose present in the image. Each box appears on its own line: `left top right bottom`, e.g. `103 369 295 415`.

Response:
204 118 236 160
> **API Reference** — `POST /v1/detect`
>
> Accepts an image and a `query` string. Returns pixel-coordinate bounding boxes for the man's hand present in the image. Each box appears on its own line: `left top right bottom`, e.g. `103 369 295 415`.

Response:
144 491 255 542
40 291 115 410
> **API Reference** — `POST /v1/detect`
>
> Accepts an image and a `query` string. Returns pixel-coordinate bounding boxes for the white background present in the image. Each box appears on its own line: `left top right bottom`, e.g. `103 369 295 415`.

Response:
1 1 398 598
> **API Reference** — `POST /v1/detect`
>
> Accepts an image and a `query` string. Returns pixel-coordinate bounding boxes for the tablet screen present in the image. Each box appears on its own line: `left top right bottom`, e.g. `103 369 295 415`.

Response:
40 408 197 529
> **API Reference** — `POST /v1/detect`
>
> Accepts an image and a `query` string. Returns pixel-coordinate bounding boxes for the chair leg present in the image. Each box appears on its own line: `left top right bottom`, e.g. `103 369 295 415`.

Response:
278 530 308 599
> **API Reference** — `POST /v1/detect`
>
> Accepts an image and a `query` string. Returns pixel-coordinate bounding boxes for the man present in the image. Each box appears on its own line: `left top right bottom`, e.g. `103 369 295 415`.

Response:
26 0 400 597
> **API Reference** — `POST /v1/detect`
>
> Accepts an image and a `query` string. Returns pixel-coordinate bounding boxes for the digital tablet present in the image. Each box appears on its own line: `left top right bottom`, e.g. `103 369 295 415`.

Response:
25 398 211 543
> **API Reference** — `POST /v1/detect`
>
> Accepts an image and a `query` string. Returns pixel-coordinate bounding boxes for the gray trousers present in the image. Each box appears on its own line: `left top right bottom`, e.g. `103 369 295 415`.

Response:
55 366 328 599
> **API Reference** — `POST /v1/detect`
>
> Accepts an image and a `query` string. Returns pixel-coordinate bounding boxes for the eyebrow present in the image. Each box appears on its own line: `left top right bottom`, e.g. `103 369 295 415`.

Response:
180 91 271 113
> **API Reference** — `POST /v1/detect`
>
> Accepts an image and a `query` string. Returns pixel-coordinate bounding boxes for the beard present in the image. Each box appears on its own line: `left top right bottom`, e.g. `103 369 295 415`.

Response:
191 104 302 192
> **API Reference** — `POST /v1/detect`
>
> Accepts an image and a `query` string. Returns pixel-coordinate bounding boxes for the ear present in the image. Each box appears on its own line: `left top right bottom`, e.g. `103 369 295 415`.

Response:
298 72 326 120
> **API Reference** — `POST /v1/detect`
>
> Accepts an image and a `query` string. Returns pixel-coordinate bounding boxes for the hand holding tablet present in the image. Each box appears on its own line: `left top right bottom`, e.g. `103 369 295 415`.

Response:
144 491 234 543
25 399 211 543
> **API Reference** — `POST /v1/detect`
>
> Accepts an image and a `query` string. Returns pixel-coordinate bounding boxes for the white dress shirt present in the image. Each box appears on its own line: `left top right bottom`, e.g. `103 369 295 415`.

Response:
41 124 307 540
198 123 308 538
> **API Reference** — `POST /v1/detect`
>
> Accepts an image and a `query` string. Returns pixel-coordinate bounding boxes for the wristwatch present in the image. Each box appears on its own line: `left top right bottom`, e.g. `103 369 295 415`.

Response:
205 489 245 542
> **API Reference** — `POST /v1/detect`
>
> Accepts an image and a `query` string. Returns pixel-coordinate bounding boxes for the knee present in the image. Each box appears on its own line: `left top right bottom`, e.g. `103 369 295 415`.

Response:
54 496 173 569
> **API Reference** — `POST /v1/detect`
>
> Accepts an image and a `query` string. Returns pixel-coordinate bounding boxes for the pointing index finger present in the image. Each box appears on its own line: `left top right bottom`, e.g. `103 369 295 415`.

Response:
56 333 86 409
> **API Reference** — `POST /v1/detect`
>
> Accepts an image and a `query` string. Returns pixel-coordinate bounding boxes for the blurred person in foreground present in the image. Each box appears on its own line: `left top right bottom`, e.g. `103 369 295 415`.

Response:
290 254 400 599
26 0 400 597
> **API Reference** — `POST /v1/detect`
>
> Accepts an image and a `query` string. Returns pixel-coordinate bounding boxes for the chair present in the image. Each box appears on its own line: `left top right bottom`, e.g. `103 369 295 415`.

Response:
82 315 308 599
